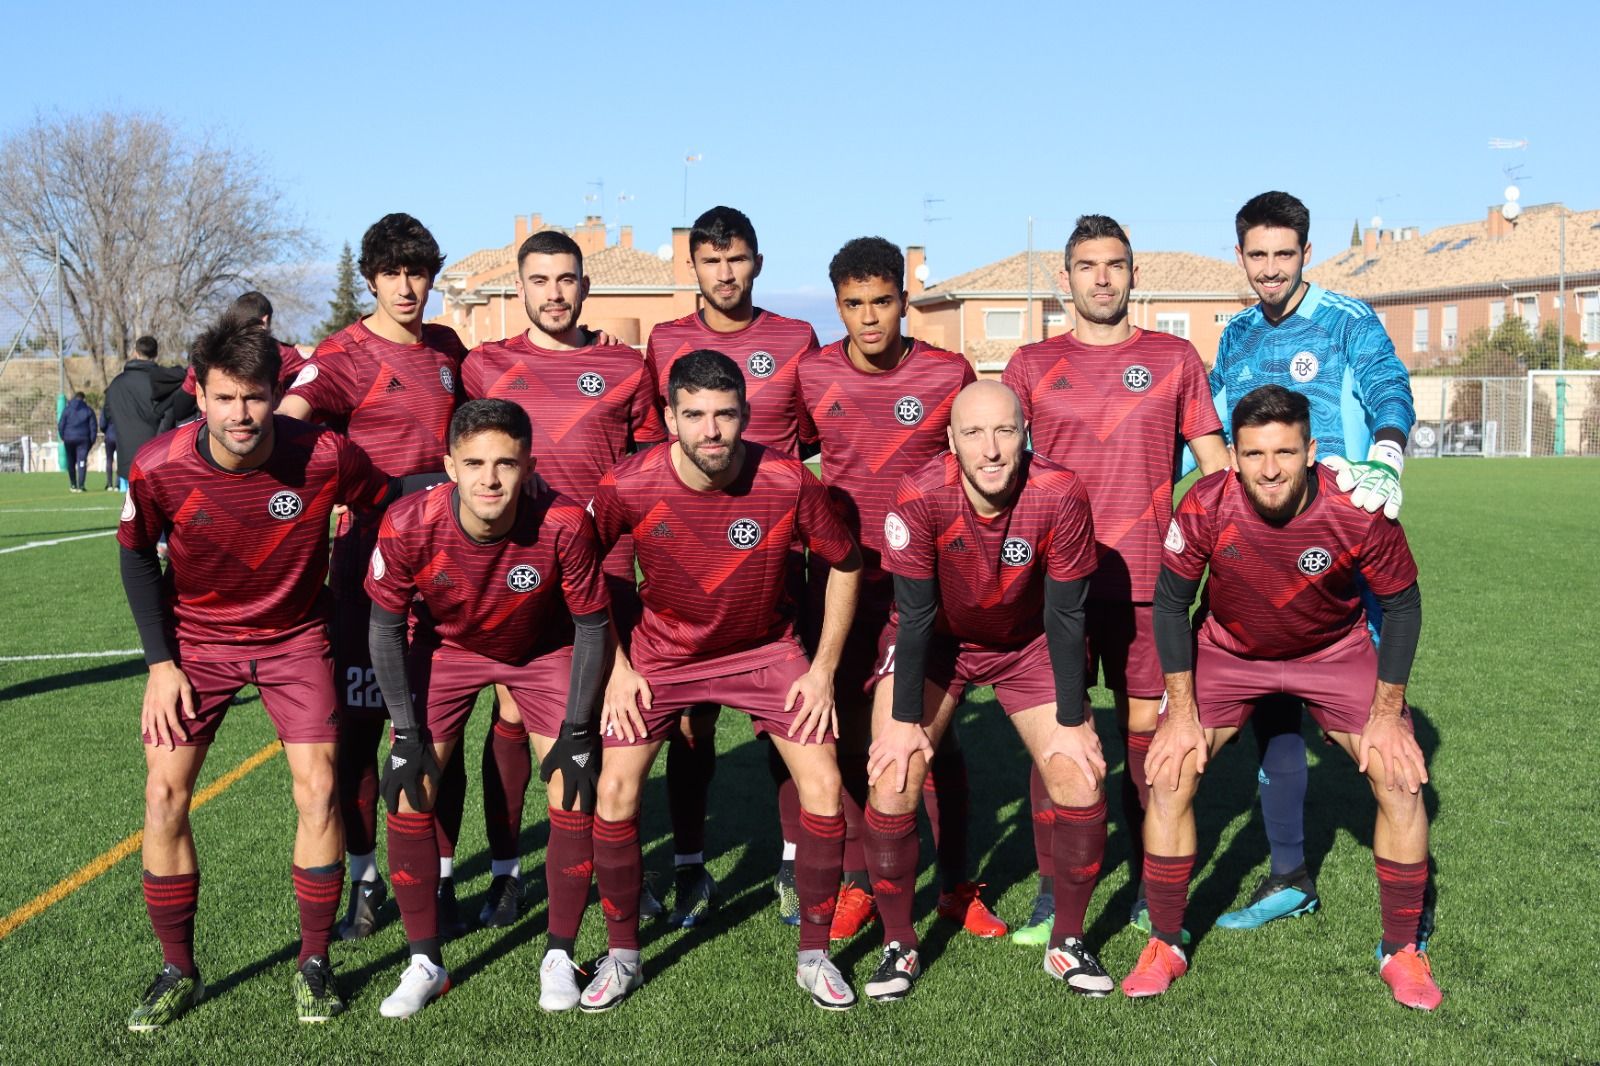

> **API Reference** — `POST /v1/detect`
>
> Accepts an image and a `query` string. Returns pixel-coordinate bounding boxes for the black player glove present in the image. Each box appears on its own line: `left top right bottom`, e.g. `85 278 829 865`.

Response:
381 728 441 814
540 721 600 813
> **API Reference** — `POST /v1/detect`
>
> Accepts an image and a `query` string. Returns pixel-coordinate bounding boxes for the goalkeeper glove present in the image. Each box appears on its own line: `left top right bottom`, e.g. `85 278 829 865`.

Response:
1323 440 1405 519
381 728 441 814
540 721 600 813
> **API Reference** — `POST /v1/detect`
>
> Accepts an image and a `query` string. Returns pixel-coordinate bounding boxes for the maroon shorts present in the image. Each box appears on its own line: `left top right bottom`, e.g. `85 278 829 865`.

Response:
1193 625 1407 736
409 644 571 741
1086 599 1164 699
146 640 339 747
867 624 1056 717
605 651 827 748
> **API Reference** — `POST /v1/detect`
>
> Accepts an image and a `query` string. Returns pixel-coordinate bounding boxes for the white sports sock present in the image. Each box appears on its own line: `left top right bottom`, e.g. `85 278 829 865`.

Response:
782 841 797 861
348 852 377 883
492 858 521 879
439 856 454 879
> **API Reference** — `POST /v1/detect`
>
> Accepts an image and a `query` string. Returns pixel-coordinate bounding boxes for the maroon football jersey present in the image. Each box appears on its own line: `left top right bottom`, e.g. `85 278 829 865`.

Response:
883 452 1098 649
1163 465 1418 659
637 309 818 455
366 481 609 664
797 339 975 574
118 417 392 659
590 442 855 682
285 318 466 477
1003 328 1220 602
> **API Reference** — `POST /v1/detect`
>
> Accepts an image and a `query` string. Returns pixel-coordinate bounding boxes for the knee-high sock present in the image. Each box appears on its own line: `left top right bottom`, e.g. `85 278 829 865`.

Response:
143 870 200 976
386 809 441 961
796 811 846 952
864 806 920 948
433 742 467 861
483 719 532 862
666 709 716 856
1050 800 1106 945
1122 729 1154 886
1253 697 1308 876
337 716 384 861
1375 856 1428 953
923 742 969 889
1143 852 1194 948
293 862 343 965
546 808 594 955
1028 764 1054 881
593 815 642 951
769 740 802 851
840 753 869 877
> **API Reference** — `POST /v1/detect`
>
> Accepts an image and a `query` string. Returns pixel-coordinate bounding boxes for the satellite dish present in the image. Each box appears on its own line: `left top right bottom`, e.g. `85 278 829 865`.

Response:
1501 201 1522 222
1369 215 1383 231
1503 184 1520 202
657 244 673 261
914 263 930 282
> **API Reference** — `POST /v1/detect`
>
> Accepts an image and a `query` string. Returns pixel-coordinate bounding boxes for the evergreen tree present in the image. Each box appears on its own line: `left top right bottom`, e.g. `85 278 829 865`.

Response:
317 242 367 339
1350 219 1362 247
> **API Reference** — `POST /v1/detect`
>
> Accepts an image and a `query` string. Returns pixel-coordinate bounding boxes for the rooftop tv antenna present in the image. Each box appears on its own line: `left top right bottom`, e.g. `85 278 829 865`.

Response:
923 196 949 224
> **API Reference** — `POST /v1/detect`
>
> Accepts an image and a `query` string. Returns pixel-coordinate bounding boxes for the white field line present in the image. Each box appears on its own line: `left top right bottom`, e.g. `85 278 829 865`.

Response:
0 649 142 663
0 529 118 554
0 507 121 513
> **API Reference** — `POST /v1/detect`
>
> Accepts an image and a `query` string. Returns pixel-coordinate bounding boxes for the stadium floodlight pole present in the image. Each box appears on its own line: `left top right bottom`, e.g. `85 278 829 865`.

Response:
1556 208 1567 455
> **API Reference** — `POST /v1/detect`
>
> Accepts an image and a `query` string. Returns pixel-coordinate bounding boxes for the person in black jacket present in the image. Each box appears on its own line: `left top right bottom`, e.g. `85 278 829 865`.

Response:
101 400 118 490
104 336 188 489
58 391 98 492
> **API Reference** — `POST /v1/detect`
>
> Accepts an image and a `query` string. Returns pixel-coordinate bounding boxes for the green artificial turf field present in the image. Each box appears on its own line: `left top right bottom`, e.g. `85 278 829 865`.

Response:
1 460 1596 1064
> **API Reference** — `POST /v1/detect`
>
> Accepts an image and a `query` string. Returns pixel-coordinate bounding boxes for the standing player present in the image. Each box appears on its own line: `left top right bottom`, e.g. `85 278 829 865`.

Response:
1127 385 1438 1010
1202 191 1417 930
865 381 1108 1001
364 399 611 1017
119 319 397 1029
583 350 863 1011
1002 215 1228 943
796 236 1000 941
460 229 655 928
279 213 468 940
634 206 820 927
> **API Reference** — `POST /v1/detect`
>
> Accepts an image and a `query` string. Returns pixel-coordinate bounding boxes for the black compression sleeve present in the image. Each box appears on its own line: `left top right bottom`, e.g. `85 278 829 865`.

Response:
1373 426 1408 449
368 604 417 732
1043 577 1089 725
891 574 938 724
565 611 610 727
119 545 174 665
1153 567 1203 674
1374 582 1422 684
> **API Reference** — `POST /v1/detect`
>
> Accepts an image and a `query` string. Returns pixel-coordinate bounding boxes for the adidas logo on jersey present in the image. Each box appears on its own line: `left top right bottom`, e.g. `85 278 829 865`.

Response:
190 509 212 527
948 536 969 553
1051 376 1072 390
828 401 845 416
386 376 405 392
650 521 673 538
432 571 454 588
1220 543 1242 560
510 377 528 390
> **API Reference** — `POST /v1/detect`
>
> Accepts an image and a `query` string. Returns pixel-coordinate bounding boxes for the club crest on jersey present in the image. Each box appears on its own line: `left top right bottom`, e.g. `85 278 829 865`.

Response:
1297 547 1333 576
120 494 137 522
267 491 303 521
371 546 386 580
577 371 606 397
727 517 763 551
507 564 541 593
894 396 925 427
439 366 456 394
290 364 318 389
1000 537 1033 566
884 511 910 551
747 351 776 379
1164 519 1185 554
1290 352 1319 383
1123 365 1152 393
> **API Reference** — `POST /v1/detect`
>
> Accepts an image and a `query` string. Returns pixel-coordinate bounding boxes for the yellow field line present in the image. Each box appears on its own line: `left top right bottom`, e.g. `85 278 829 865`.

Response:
0 740 283 940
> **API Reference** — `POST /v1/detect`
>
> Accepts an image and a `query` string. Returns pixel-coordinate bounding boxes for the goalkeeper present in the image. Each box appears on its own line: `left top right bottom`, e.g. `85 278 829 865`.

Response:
1193 190 1416 930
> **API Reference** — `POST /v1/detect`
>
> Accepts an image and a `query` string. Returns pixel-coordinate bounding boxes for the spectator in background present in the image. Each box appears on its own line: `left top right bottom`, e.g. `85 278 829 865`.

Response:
101 399 118 490
105 335 187 490
58 390 97 492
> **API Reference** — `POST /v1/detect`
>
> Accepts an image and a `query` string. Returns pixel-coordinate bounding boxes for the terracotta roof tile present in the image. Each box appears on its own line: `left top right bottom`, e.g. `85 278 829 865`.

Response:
474 244 674 291
920 250 1248 299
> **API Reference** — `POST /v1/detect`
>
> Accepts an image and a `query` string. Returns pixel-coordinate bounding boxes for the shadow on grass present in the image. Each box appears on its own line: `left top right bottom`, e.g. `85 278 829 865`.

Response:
0 656 145 702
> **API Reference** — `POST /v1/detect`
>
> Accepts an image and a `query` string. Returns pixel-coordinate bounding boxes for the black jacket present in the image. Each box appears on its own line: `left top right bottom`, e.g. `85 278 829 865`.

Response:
58 397 98 444
104 360 188 481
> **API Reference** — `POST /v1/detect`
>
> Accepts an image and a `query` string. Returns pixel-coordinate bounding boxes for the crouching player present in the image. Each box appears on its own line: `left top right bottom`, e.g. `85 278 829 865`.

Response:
584 350 863 1011
364 399 611 1017
865 380 1109 1000
120 319 402 1030
1129 384 1438 1010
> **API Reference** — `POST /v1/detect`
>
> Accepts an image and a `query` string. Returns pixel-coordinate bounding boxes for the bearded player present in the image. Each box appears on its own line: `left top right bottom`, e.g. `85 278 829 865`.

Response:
583 350 863 1011
865 381 1108 1001
119 318 406 1029
1002 215 1228 944
1125 384 1437 1011
363 399 610 1017
634 206 821 927
459 229 654 928
280 213 470 940
795 236 999 941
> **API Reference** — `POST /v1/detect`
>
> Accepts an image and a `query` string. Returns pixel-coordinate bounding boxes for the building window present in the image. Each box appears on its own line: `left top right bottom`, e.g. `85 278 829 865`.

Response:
1154 312 1190 339
1043 310 1066 327
1516 295 1539 331
984 309 1022 340
1214 311 1236 325
1441 305 1458 350
1489 300 1506 330
1580 292 1600 344
1413 308 1429 353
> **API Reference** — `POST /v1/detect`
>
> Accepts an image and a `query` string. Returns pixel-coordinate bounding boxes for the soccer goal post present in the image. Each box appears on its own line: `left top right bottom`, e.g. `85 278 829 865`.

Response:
1525 370 1600 456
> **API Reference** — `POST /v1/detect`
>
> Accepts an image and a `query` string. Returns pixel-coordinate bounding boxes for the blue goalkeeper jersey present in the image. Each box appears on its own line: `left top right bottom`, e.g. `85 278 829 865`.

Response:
1206 283 1414 462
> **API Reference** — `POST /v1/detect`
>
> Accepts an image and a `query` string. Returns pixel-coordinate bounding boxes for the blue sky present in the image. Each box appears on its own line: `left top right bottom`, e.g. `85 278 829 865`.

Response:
6 0 1592 338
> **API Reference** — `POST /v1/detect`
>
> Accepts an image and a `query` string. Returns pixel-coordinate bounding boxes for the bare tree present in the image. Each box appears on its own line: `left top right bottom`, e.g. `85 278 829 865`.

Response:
0 111 314 361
